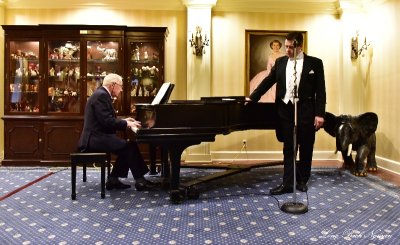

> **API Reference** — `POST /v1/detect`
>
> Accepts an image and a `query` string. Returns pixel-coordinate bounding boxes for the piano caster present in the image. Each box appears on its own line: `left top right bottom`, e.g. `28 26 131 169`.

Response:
186 186 199 200
170 188 187 204
169 186 199 203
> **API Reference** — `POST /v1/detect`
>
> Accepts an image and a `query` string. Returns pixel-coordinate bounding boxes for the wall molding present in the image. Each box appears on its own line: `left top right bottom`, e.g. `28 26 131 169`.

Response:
184 150 400 175
376 156 400 175
209 150 340 161
184 150 340 163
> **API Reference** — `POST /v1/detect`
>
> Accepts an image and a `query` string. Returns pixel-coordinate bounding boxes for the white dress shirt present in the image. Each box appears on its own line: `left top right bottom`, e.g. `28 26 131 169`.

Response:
283 52 304 104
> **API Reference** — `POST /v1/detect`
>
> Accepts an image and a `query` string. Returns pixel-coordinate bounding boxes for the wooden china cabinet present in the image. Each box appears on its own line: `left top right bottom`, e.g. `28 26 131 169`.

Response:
2 25 168 166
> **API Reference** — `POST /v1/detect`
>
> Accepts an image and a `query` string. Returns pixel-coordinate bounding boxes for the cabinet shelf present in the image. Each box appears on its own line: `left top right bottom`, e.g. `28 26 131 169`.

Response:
130 60 160 65
49 59 80 62
88 59 119 63
12 57 39 62
10 91 39 94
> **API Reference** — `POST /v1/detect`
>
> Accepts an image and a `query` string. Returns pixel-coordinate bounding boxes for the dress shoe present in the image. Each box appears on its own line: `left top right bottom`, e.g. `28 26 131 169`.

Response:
269 184 294 195
135 178 158 191
296 182 308 192
106 177 131 190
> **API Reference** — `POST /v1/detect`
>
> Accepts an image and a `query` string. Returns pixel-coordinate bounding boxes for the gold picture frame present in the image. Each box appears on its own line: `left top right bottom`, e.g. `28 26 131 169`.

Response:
245 30 307 97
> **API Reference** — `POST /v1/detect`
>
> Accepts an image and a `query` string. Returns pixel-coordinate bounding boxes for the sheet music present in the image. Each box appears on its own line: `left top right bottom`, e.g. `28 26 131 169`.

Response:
151 82 171 105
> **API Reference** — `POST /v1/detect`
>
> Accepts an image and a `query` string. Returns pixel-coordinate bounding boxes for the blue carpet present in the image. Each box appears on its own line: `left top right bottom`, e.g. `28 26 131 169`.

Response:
0 167 399 244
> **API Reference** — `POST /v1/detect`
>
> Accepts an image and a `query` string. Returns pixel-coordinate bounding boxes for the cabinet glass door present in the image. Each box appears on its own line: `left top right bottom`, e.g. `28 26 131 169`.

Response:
47 40 81 113
86 40 121 113
8 41 40 113
128 41 162 113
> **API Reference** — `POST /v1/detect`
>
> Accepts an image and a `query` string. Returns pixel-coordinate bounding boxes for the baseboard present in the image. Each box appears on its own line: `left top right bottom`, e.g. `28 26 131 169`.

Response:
202 151 399 175
376 156 400 175
183 150 340 163
209 150 340 161
0 151 3 166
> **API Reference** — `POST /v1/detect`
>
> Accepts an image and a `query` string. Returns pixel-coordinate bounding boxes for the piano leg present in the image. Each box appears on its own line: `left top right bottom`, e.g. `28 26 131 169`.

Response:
149 144 158 175
168 144 187 204
161 147 169 178
167 140 204 204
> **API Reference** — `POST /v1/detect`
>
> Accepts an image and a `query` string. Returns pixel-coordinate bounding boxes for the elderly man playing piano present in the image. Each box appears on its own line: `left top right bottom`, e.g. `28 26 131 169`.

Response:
78 73 156 191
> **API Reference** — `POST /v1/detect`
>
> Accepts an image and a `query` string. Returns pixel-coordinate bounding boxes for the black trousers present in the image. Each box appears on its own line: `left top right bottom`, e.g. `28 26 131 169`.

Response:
86 139 149 180
277 100 316 186
111 141 149 179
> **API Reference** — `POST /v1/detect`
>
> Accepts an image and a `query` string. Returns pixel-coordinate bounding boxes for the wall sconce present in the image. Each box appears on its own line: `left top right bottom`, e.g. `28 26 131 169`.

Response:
351 33 370 60
189 26 209 56
358 37 370 57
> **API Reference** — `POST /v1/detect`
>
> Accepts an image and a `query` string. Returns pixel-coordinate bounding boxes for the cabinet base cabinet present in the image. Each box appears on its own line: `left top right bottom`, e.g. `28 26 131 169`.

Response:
2 118 157 167
4 121 41 161
2 118 83 166
43 122 82 161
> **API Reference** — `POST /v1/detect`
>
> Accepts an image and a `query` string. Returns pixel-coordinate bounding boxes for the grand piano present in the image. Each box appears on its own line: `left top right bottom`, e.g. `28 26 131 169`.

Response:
135 96 279 203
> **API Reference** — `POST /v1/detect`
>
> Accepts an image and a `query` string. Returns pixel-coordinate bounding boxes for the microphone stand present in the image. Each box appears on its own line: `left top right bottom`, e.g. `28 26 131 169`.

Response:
280 41 308 214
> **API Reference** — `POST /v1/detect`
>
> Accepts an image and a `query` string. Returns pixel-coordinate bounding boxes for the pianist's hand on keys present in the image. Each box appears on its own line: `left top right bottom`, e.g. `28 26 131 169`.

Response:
124 118 142 133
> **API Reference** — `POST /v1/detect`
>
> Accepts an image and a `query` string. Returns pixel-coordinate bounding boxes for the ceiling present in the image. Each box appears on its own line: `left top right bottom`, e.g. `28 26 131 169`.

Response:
1 0 385 14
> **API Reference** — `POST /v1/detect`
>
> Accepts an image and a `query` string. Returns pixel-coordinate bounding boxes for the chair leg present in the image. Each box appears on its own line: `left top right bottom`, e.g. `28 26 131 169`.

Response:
83 163 87 182
71 152 109 200
107 153 111 178
71 163 77 200
101 159 106 199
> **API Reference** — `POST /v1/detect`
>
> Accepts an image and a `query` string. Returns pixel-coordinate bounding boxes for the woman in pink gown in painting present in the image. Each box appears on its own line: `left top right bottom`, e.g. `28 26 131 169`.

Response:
249 39 285 102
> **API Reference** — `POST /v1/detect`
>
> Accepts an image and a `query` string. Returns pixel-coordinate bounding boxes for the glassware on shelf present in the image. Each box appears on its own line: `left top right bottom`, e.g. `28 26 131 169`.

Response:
47 40 81 113
128 41 162 101
8 41 40 113
86 40 121 113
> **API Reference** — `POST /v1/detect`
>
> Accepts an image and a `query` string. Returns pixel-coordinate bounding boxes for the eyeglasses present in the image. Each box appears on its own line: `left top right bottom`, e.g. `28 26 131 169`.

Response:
113 82 123 91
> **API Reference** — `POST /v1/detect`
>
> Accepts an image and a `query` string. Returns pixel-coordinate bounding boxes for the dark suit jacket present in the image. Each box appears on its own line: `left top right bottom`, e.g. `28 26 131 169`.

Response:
78 87 127 152
250 53 326 142
250 53 326 121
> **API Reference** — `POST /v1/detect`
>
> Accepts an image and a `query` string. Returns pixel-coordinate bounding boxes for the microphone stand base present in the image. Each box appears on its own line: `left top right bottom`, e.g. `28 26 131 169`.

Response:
280 202 308 214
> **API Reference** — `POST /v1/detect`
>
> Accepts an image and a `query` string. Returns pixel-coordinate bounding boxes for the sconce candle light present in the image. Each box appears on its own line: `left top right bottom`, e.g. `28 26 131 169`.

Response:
189 26 209 56
351 32 370 60
358 37 370 57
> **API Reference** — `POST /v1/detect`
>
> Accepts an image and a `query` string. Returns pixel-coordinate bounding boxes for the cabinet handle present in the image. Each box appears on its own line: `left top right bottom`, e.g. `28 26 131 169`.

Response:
39 138 42 142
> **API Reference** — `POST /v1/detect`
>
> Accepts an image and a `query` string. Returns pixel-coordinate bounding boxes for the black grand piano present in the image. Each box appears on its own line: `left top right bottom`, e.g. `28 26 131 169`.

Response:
135 96 279 203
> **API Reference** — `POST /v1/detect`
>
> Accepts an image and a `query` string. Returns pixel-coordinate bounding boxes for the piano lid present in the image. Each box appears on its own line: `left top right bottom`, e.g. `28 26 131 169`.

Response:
201 96 246 103
135 97 277 131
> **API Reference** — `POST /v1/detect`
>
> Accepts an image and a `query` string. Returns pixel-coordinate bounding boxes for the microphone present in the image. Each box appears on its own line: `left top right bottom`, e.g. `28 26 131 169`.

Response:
293 39 298 48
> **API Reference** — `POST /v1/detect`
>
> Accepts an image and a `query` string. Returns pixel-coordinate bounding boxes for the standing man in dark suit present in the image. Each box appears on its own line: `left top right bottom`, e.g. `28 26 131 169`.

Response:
249 32 326 195
78 73 155 191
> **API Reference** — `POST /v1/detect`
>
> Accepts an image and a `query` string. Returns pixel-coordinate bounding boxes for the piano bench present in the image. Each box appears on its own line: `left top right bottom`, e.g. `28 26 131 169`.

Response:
70 152 111 200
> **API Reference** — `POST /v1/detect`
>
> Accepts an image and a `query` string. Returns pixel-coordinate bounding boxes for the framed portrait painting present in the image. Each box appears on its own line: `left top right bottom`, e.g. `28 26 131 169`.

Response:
245 30 307 102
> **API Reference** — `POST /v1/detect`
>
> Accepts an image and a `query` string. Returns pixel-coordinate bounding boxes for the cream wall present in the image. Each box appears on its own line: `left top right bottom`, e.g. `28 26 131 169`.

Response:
1 1 400 174
364 0 400 172
335 0 400 173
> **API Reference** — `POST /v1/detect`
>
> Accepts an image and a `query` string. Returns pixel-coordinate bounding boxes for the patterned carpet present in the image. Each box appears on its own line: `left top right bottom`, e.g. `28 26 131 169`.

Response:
0 166 399 244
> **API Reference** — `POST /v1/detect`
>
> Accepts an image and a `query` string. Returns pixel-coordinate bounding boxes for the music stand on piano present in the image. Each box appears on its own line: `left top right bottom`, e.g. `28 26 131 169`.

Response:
141 82 175 174
151 82 175 105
